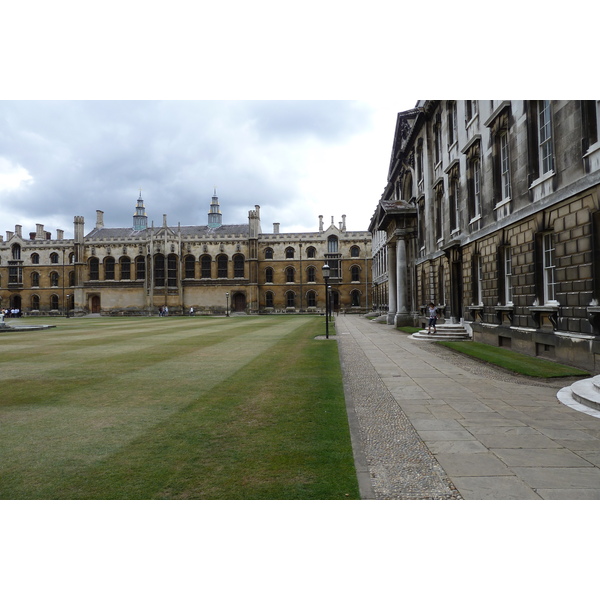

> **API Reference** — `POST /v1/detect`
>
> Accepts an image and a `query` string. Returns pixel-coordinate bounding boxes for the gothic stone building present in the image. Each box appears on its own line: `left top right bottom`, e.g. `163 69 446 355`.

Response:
0 192 372 316
369 100 600 372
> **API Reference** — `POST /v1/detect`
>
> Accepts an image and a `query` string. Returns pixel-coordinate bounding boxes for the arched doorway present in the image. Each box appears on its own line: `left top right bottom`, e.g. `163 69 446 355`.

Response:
232 292 246 312
11 295 22 310
90 295 101 313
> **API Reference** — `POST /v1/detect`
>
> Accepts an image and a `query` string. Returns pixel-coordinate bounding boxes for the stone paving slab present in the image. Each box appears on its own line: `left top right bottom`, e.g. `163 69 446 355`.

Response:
335 315 600 500
450 476 540 499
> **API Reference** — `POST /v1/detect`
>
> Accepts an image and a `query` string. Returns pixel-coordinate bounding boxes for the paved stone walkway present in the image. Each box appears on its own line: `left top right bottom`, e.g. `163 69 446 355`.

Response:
336 315 600 500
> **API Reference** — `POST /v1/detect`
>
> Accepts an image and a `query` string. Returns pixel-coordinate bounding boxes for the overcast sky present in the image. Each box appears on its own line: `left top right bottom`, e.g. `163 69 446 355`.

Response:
0 99 411 238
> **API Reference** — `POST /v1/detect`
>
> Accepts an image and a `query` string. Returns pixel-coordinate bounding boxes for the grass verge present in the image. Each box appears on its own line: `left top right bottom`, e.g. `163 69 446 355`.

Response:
437 340 590 378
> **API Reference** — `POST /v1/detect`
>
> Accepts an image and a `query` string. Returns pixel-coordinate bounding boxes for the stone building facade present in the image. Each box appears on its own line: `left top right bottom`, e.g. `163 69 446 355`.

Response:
370 100 600 372
0 192 371 316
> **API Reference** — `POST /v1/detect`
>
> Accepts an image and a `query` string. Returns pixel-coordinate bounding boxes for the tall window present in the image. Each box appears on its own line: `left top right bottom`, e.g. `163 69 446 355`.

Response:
154 254 165 286
184 255 195 279
500 130 511 201
233 255 245 278
449 174 460 232
265 267 274 283
265 291 274 308
50 252 59 264
286 267 295 283
351 265 360 282
543 233 557 304
31 253 39 264
503 247 513 305
89 257 99 280
327 235 338 253
31 272 40 287
435 186 444 241
136 256 146 280
285 247 295 258
306 246 316 258
104 257 115 280
200 255 211 278
286 291 295 307
350 246 360 257
31 295 40 310
50 294 59 310
50 272 59 287
12 244 21 260
465 101 478 123
351 289 360 307
434 113 442 164
538 100 554 175
306 266 316 282
217 255 228 278
167 254 178 286
265 247 273 259
121 257 131 280
476 256 483 305
307 290 316 307
447 101 458 147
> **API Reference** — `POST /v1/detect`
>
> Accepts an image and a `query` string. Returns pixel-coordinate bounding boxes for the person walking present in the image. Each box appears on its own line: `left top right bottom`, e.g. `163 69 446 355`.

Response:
427 302 438 334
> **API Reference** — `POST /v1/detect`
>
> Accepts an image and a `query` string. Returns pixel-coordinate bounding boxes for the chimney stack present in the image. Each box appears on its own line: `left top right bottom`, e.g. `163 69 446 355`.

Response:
95 210 104 228
273 223 280 234
318 215 323 232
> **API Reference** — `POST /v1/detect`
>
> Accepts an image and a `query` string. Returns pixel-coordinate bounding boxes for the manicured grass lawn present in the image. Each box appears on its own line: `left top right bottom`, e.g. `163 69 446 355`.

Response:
0 316 359 499
437 340 590 378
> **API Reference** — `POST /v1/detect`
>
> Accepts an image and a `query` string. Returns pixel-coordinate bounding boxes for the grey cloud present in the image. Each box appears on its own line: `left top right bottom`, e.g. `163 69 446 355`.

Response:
0 100 376 236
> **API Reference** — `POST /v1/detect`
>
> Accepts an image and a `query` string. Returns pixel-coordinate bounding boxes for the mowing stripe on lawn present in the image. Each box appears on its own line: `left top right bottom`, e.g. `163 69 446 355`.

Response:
0 316 358 499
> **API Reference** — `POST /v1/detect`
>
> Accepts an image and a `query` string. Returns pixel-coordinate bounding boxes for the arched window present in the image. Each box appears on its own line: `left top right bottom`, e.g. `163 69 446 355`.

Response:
69 271 75 287
50 252 59 264
217 254 228 278
350 246 360 257
327 235 338 253
31 272 40 287
50 272 59 287
265 291 274 308
184 255 196 279
306 246 316 258
351 289 361 306
11 244 21 260
31 295 40 311
286 291 295 307
167 254 178 286
233 254 245 278
89 257 99 280
50 294 59 310
136 256 146 280
351 265 360 282
31 253 40 264
285 247 295 258
104 257 115 280
307 266 316 282
307 290 316 307
265 267 274 283
265 247 273 259
154 254 165 286
286 266 295 282
200 255 212 278
120 256 131 280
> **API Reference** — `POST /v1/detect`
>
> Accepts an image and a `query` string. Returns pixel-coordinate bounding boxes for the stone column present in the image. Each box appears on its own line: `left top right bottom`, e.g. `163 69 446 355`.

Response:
387 242 397 324
394 236 412 326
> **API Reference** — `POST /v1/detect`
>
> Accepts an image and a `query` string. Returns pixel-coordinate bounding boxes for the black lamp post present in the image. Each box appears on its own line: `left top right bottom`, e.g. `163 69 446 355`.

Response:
226 292 230 317
322 264 330 339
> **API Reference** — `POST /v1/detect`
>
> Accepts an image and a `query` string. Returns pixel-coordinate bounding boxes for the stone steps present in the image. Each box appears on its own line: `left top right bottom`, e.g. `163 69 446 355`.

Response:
410 323 471 342
558 375 600 418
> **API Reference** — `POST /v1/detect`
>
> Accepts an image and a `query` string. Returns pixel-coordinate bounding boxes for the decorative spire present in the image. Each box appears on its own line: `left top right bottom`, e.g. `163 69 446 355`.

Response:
208 188 222 228
133 189 148 231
